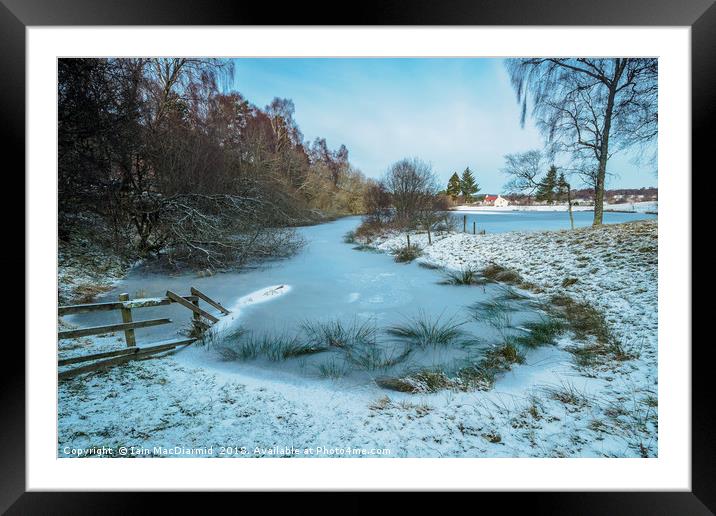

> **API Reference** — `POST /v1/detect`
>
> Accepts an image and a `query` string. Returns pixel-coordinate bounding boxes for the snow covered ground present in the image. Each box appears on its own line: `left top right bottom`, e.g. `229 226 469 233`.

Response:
454 201 657 213
58 220 657 458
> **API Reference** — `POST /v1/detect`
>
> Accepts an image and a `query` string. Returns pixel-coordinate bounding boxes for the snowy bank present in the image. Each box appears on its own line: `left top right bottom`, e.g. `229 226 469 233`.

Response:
453 200 657 214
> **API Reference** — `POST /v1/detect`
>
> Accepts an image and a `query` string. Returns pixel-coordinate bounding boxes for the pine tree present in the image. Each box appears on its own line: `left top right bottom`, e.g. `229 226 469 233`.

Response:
556 172 570 200
536 165 558 204
557 171 574 230
446 172 462 200
460 167 480 201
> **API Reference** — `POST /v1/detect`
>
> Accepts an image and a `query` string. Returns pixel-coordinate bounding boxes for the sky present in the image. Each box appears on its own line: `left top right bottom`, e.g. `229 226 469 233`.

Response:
230 58 657 194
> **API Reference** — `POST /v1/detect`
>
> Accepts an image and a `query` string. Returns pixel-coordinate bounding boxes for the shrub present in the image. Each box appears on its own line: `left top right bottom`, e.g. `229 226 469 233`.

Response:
342 230 357 244
393 244 422 263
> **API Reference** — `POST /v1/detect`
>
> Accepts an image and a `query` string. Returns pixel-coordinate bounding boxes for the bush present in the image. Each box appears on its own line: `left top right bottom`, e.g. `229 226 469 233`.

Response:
394 245 422 263
342 230 357 244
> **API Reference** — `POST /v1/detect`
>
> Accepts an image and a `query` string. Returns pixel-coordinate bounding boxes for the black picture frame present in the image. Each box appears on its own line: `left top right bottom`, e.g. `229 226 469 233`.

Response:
4 0 709 511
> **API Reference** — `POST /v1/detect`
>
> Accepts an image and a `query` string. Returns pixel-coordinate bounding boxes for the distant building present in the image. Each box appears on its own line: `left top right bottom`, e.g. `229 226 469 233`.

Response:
494 195 510 207
482 194 510 207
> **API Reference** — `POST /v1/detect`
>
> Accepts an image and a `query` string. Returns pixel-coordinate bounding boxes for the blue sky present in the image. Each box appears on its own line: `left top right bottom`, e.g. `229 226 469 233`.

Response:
230 58 657 193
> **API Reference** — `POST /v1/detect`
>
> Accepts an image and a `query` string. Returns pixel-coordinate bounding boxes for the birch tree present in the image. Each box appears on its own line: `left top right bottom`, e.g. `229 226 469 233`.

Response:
506 58 657 225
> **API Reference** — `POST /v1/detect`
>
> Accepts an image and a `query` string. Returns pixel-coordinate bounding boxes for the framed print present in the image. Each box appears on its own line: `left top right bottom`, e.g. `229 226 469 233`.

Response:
5 0 712 511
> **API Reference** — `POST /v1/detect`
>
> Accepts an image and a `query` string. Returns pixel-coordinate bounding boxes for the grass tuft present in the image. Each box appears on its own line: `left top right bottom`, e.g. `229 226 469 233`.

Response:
439 267 487 286
376 369 454 393
385 312 467 348
482 263 523 284
561 277 579 287
214 328 326 362
546 295 611 344
302 319 377 350
514 317 565 348
393 244 422 263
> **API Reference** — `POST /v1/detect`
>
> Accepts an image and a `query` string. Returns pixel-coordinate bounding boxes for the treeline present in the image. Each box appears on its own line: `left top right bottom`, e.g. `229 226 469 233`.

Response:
59 58 369 270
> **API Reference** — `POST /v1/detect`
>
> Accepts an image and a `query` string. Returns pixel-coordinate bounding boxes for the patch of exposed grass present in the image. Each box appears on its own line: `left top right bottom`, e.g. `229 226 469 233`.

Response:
454 364 496 390
482 341 525 370
393 244 422 263
352 244 380 252
376 368 455 393
495 285 531 302
547 295 611 344
561 277 579 287
439 267 487 286
514 317 565 348
417 261 444 270
482 263 523 284
368 395 393 410
385 312 468 348
544 381 590 409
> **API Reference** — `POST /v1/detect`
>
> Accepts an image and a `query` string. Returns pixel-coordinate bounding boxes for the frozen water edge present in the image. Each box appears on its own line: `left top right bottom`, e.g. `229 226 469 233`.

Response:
58 220 658 458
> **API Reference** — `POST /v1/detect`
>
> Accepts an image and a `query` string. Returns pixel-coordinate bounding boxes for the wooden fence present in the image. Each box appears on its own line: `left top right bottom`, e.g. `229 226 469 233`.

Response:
58 287 229 380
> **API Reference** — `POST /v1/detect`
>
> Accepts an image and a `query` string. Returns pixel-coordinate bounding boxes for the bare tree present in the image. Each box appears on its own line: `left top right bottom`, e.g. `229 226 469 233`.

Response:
383 158 439 225
506 58 657 225
501 150 544 204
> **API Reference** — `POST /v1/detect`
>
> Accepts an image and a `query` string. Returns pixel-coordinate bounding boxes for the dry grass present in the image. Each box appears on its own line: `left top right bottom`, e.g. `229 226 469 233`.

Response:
393 244 422 263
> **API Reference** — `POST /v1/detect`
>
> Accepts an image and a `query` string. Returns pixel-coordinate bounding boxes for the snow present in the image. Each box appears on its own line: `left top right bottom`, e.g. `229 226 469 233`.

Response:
453 201 657 214
213 284 292 332
454 204 594 212
58 220 657 458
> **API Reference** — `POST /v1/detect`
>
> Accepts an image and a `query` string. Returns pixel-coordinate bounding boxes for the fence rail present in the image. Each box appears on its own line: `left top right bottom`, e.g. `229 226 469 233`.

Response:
58 287 229 380
58 295 201 316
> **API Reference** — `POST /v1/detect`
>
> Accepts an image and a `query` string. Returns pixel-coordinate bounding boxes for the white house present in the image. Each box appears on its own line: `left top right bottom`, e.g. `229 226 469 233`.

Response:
494 195 510 208
483 194 510 207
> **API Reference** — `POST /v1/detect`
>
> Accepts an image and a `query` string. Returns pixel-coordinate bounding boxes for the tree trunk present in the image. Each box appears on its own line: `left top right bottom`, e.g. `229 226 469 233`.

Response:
567 187 574 230
593 61 623 226
593 157 607 226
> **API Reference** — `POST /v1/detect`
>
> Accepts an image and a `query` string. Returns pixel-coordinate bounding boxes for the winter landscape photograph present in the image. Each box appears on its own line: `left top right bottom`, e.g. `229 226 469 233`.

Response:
58 57 658 459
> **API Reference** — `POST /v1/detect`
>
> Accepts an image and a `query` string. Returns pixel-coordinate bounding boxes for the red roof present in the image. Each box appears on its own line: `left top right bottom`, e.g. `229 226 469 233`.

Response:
484 195 498 201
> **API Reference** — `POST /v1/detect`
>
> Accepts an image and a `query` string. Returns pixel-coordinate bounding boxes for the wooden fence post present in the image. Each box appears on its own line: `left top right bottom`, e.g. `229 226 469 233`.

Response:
406 233 411 249
191 298 202 336
118 293 136 347
473 221 476 234
463 215 467 233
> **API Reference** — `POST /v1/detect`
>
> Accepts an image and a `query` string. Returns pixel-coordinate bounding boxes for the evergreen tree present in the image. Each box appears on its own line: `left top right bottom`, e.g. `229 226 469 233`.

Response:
536 165 558 204
557 171 574 229
557 172 570 200
460 167 480 201
446 172 462 200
